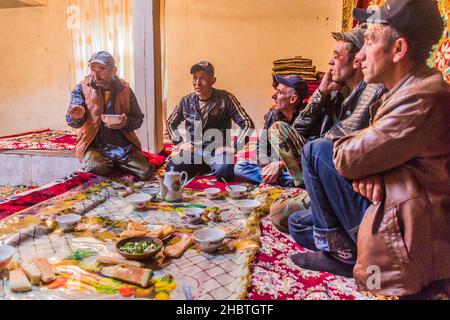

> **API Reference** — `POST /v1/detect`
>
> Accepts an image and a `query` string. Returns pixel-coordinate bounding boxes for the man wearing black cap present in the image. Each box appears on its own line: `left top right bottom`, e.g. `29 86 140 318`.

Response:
66 51 154 181
268 26 385 234
234 74 308 186
293 0 450 296
166 61 254 180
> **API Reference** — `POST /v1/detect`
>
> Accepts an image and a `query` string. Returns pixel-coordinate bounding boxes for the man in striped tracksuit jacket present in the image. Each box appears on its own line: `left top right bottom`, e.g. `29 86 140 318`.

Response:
166 61 254 180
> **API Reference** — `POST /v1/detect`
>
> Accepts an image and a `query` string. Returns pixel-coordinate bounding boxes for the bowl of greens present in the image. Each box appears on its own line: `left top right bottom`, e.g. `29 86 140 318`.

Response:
115 236 163 261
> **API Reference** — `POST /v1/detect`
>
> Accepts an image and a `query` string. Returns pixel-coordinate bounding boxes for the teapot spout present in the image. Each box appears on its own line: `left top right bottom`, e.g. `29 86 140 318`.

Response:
156 176 168 199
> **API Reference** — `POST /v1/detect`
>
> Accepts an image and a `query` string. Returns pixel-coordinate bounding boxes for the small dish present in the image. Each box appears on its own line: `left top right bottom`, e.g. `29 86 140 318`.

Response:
56 214 82 232
184 208 204 224
141 188 159 200
226 185 247 199
126 193 151 209
116 236 163 261
204 188 222 200
0 245 15 269
192 228 226 253
101 114 123 125
234 199 261 215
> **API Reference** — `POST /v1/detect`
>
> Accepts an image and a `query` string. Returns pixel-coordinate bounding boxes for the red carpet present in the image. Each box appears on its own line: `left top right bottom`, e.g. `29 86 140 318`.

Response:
0 172 98 220
246 216 365 300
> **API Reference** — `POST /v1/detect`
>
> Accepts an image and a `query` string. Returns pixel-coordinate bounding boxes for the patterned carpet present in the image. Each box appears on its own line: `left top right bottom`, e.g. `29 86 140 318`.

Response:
0 129 76 150
247 216 367 300
0 185 38 201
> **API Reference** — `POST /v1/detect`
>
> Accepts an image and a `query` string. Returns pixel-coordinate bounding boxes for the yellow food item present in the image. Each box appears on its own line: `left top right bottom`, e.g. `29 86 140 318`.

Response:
96 231 117 241
154 291 170 300
135 287 155 298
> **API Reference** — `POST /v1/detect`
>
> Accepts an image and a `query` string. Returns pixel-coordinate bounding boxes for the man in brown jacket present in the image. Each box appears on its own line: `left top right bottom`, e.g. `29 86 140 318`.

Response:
66 51 154 181
290 0 449 296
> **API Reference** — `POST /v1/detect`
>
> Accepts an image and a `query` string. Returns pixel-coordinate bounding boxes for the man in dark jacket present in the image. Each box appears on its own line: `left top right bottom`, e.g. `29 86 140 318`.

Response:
166 61 254 180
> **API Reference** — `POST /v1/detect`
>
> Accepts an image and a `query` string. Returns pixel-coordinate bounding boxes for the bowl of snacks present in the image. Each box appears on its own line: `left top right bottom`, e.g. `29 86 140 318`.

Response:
0 245 15 269
116 236 163 261
125 193 152 209
225 185 247 199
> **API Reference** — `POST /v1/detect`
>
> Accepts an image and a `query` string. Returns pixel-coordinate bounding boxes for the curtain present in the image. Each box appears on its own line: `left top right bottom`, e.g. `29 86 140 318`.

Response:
160 0 168 124
68 0 134 89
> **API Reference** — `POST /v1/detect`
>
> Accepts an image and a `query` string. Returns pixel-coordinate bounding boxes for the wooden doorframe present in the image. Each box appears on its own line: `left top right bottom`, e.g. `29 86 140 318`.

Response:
132 0 163 154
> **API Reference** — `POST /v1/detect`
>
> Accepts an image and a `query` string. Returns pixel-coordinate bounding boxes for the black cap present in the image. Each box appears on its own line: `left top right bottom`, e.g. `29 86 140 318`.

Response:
190 61 215 76
88 51 116 68
273 75 309 99
353 0 443 45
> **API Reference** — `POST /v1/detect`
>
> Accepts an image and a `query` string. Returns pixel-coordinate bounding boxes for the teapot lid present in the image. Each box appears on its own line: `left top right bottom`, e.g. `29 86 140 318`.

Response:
166 166 179 176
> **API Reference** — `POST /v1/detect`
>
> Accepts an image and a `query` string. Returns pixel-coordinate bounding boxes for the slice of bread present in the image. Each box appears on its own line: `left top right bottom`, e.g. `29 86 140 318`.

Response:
163 236 193 258
9 269 32 293
96 256 143 268
33 257 56 284
100 265 152 287
22 261 41 286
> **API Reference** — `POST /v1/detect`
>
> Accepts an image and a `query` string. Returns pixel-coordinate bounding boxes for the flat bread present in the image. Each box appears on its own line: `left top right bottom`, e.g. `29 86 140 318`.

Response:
9 269 32 293
163 236 193 258
100 265 152 287
96 256 144 268
33 257 56 284
22 261 41 285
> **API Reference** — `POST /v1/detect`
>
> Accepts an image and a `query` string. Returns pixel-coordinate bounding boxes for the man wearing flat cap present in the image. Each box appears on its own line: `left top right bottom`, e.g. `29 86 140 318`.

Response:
292 0 450 297
66 51 154 180
268 26 386 234
234 74 308 187
166 61 254 180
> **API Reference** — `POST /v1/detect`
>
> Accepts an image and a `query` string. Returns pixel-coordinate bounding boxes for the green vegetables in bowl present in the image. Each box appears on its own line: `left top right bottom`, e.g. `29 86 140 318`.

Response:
119 240 161 254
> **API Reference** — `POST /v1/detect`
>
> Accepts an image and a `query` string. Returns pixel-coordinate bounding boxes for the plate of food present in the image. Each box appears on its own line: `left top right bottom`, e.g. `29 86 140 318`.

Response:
116 236 163 261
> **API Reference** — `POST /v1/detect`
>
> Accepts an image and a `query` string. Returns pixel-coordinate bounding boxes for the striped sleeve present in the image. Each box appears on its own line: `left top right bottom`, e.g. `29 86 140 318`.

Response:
227 92 255 145
166 102 185 145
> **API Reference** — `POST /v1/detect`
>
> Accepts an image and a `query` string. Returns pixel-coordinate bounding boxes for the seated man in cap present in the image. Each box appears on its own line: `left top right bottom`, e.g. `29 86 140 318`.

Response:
293 0 450 296
269 25 386 234
166 61 255 180
234 75 308 187
66 51 154 181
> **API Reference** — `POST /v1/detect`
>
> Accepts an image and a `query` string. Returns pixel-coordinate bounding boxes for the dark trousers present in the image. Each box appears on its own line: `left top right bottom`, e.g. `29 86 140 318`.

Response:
166 150 235 181
288 139 371 253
